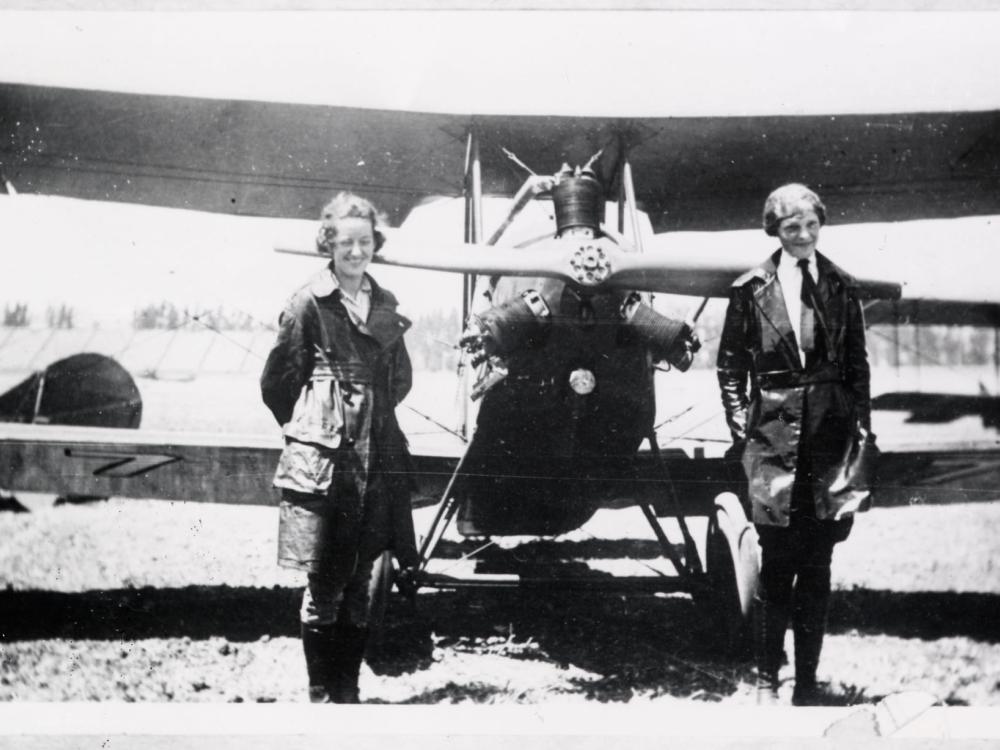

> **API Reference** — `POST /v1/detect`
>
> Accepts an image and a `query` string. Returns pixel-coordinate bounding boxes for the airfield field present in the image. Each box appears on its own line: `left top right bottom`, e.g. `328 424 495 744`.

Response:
1 367 999 704
2 497 998 705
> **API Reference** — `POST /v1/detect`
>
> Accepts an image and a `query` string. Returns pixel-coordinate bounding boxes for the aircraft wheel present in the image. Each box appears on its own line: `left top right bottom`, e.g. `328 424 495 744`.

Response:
700 492 759 656
366 551 395 652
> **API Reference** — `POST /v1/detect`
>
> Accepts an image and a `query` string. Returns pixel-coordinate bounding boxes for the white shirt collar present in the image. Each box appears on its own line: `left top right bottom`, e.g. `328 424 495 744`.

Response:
338 274 372 299
307 267 372 324
779 248 817 278
309 266 372 297
337 274 371 325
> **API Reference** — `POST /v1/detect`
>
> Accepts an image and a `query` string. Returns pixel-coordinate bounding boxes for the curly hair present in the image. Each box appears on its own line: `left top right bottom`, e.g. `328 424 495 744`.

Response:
316 192 387 254
762 183 826 237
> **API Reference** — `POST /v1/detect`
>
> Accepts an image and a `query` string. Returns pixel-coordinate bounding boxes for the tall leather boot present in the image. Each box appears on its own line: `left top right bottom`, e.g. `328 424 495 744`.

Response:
328 624 369 704
301 623 335 703
753 595 788 704
791 572 831 706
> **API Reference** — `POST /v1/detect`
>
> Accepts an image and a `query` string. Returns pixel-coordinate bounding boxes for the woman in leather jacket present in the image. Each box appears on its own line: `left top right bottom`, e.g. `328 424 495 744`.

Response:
261 192 415 703
716 183 873 705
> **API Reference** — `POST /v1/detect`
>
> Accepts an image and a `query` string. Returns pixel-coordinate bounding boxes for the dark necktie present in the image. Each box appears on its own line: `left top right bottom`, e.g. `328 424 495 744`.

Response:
797 258 816 354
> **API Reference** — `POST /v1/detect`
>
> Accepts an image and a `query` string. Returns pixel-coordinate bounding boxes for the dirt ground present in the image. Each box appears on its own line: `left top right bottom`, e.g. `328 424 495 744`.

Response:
1 497 998 706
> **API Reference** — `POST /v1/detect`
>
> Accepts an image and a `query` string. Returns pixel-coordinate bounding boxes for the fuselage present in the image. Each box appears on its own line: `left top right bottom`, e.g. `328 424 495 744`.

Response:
456 276 656 536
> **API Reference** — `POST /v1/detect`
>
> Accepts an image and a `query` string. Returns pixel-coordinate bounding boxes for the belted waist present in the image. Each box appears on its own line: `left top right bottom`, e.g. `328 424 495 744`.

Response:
758 363 841 390
311 361 373 384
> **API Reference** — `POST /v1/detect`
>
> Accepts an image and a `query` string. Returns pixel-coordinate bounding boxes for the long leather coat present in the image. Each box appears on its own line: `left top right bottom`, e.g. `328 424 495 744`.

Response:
717 250 871 526
261 267 415 575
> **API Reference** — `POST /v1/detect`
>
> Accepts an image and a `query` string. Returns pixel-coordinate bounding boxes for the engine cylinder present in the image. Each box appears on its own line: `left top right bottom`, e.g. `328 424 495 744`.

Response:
553 174 604 236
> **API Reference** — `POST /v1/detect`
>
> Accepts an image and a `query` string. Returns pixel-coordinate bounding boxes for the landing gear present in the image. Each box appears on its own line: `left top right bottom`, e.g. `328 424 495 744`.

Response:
366 550 395 636
699 492 759 656
364 551 431 669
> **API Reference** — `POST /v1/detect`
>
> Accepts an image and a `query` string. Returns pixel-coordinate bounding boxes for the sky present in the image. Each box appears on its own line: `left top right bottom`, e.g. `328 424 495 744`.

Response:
2 11 1000 116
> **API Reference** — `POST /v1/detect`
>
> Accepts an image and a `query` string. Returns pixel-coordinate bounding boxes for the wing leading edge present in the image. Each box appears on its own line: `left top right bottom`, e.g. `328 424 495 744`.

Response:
2 82 998 232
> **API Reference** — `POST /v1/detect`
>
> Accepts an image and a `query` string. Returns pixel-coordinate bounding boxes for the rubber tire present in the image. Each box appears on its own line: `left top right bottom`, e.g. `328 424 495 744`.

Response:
702 492 760 657
365 551 394 656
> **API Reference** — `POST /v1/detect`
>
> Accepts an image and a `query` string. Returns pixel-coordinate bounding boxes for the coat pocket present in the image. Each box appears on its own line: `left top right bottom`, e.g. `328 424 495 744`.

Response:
273 437 336 494
282 378 343 449
821 427 879 519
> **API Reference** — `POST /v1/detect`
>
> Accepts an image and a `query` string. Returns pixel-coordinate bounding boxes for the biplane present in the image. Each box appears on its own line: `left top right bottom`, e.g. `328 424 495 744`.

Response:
1 11 999 649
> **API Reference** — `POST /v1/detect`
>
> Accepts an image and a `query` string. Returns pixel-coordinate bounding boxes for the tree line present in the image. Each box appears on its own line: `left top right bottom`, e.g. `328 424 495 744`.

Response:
3 303 75 329
3 300 998 371
131 302 265 332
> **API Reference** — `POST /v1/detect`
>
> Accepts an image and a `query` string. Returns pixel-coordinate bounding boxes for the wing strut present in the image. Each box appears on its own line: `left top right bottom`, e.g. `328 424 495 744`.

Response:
460 128 486 440
462 128 483 322
642 430 703 577
621 161 645 252
485 174 552 247
414 443 475 575
995 327 1000 385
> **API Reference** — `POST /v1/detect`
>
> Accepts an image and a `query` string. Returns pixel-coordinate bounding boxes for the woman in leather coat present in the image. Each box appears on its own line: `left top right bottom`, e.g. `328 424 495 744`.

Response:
716 183 873 705
261 192 416 703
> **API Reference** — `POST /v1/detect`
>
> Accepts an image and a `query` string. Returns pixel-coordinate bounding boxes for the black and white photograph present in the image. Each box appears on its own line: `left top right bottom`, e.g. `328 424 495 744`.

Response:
1 3 998 745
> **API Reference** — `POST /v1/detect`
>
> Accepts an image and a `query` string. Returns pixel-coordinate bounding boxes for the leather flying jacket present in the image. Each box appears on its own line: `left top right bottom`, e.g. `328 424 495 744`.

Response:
261 267 412 495
717 249 871 445
717 249 873 524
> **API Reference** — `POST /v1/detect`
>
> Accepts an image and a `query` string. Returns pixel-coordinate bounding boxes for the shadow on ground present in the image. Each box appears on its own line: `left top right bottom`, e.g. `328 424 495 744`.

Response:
2 586 995 643
2 585 996 703
828 588 1000 643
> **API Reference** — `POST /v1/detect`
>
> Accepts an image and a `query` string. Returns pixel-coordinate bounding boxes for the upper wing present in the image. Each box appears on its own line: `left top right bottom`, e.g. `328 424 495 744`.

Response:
3 80 997 233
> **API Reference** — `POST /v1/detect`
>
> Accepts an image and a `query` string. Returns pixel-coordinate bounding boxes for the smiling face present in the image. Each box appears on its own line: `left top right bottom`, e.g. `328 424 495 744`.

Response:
776 206 821 260
326 216 375 287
